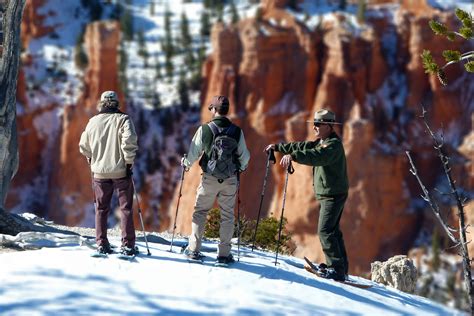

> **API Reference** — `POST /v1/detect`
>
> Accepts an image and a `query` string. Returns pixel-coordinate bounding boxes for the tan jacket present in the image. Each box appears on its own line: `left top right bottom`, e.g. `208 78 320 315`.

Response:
79 111 138 179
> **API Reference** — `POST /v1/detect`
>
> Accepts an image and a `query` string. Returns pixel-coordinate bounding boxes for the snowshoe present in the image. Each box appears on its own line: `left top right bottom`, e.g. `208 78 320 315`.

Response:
117 245 139 261
183 248 205 264
214 254 235 267
91 243 114 258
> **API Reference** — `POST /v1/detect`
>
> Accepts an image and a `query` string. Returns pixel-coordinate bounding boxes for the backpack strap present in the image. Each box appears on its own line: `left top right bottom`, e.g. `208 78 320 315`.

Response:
208 121 222 137
208 121 240 139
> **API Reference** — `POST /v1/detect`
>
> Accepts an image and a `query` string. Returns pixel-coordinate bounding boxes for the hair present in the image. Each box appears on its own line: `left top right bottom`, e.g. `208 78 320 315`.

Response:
97 100 119 111
214 104 229 115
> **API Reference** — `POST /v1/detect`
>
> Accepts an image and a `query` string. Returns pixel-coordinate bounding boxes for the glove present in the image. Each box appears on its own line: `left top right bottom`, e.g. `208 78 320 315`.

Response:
181 157 190 171
126 164 133 178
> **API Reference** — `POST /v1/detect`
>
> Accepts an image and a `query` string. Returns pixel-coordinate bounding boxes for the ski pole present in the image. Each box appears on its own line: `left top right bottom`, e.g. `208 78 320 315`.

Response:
236 171 241 261
132 178 151 256
170 154 187 252
274 161 294 266
251 149 276 252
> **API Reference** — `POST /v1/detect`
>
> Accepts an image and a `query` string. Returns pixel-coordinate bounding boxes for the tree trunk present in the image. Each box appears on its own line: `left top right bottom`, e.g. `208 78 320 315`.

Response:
0 0 26 235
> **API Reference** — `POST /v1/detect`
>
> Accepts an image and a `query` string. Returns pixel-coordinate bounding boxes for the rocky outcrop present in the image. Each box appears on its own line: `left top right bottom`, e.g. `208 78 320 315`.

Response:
171 2 473 274
371 255 418 293
47 21 121 225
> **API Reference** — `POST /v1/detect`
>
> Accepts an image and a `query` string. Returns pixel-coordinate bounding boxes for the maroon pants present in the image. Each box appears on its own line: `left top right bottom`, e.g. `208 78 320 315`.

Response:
93 177 135 248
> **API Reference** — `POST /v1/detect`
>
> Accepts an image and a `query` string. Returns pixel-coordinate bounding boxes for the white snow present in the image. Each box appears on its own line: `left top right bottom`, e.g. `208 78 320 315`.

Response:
0 236 467 316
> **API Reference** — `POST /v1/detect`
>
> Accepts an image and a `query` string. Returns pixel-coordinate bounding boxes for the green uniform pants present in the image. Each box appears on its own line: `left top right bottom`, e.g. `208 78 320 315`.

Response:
317 193 348 275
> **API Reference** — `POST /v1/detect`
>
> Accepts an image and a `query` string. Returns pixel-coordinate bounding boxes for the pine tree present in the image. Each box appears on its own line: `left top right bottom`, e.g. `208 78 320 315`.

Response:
118 41 129 97
154 56 162 80
431 228 440 272
421 8 473 85
216 2 224 23
137 30 149 68
339 0 347 10
120 8 134 41
163 8 175 81
150 1 155 16
178 68 190 110
180 12 192 51
230 1 239 24
357 0 366 24
74 28 88 70
200 10 211 37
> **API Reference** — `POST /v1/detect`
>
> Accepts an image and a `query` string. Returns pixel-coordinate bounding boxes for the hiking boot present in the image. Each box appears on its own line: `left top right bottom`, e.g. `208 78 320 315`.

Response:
120 245 139 256
97 243 113 255
183 248 204 260
319 268 346 281
216 254 235 265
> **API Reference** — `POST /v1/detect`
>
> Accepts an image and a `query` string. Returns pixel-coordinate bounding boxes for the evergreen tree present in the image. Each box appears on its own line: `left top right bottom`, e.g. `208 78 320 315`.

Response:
120 8 134 41
230 1 239 24
431 228 440 272
180 12 192 51
421 8 474 85
200 10 211 37
150 1 155 16
178 68 190 110
137 29 149 68
287 0 299 11
339 0 347 10
152 91 161 109
216 2 224 23
163 8 175 81
154 56 162 80
118 41 129 97
357 0 366 24
74 28 88 70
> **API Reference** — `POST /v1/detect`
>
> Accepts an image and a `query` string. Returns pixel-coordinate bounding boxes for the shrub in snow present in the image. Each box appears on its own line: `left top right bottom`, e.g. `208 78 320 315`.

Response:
371 255 418 293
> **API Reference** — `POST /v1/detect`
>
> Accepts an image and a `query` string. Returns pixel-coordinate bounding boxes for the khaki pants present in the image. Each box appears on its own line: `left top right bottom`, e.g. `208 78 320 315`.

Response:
188 173 238 257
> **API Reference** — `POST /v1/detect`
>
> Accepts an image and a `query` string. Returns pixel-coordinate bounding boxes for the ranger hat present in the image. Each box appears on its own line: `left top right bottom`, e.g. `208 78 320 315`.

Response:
100 91 119 102
307 109 342 125
208 95 230 111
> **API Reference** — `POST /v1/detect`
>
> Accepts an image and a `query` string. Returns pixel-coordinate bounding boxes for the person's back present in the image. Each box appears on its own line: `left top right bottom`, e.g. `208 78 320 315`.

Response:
181 95 250 266
79 91 139 256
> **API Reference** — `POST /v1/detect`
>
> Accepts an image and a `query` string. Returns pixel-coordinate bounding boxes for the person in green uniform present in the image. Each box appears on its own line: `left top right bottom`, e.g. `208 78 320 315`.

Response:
265 109 349 281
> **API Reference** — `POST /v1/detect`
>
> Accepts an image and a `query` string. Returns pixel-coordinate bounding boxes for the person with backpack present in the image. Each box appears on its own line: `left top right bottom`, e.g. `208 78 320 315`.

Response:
181 95 250 265
265 109 349 281
79 91 139 256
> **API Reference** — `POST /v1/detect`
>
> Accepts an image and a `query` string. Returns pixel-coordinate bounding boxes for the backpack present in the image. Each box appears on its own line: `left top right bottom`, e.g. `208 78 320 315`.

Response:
206 121 240 179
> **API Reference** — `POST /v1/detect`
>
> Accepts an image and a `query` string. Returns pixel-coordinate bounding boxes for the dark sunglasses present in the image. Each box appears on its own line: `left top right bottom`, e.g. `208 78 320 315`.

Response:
314 122 326 127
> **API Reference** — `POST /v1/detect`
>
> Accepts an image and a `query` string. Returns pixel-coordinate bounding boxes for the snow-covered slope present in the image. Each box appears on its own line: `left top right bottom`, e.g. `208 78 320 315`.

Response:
0 237 466 315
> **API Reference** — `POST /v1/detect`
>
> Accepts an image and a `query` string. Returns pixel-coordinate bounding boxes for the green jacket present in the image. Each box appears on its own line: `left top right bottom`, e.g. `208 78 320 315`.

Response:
183 116 250 172
276 132 348 196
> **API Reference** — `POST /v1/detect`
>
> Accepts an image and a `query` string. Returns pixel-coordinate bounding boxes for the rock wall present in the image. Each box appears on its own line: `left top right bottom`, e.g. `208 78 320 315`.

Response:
170 2 474 273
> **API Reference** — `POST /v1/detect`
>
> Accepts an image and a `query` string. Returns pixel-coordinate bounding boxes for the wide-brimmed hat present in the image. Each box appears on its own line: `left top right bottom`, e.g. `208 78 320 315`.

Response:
208 95 229 111
306 109 342 125
100 91 118 102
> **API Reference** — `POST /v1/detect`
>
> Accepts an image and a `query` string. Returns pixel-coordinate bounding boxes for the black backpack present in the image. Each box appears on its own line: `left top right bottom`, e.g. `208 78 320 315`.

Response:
206 121 239 179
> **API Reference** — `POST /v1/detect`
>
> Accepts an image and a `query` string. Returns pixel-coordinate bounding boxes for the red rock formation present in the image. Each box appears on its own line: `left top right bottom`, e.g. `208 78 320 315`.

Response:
171 2 473 273
21 0 57 48
48 21 121 225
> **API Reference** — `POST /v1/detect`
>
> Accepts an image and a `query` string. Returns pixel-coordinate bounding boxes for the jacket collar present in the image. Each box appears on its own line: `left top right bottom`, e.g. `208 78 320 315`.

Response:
99 107 123 114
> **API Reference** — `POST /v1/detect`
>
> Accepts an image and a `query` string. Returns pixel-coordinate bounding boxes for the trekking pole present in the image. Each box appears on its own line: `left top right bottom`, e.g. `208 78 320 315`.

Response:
274 161 294 266
251 149 276 252
131 178 151 256
236 171 241 261
170 154 187 252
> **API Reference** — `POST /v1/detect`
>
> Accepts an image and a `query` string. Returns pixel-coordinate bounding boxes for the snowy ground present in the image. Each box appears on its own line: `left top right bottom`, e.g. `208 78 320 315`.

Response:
0 236 466 316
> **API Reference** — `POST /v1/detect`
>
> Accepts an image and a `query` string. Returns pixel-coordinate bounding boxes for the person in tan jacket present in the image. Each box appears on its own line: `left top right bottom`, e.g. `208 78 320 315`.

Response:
79 91 139 256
